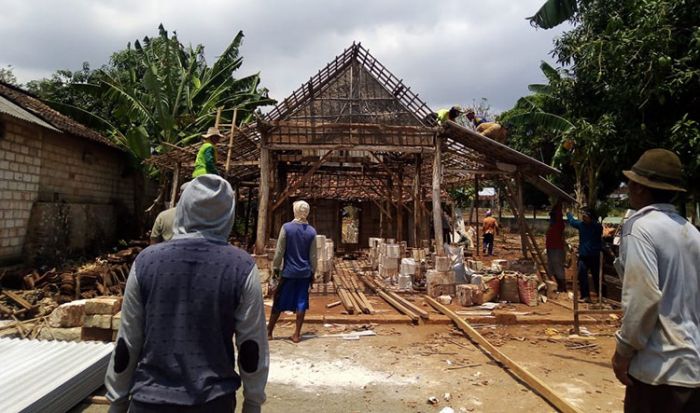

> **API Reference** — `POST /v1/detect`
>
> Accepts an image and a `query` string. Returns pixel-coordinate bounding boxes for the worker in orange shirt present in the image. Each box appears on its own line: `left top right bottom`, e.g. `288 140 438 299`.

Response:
482 210 499 256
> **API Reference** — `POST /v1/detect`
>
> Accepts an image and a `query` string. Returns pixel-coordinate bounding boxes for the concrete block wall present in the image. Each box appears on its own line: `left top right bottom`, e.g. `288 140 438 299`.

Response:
0 115 136 264
38 129 134 208
0 116 42 261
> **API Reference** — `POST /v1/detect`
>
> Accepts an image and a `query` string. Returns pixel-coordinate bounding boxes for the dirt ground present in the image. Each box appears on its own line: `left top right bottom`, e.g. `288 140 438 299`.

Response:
73 322 623 413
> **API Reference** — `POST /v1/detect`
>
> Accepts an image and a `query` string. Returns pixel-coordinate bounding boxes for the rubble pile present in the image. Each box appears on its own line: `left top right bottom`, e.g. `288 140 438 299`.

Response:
0 246 142 321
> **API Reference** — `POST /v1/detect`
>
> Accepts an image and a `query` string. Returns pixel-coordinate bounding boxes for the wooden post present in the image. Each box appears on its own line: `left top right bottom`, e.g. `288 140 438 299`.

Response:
225 108 238 173
573 259 580 335
386 178 394 238
243 187 253 240
396 170 404 242
475 175 480 256
169 163 180 208
255 144 270 254
517 174 527 257
432 135 444 255
214 107 222 129
413 154 421 248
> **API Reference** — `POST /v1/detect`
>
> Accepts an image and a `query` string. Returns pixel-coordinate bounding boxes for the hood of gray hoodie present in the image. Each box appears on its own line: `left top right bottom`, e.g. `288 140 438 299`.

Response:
172 174 235 242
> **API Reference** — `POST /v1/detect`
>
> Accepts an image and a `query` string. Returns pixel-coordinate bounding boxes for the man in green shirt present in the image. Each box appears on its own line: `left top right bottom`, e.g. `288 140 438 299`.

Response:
192 127 222 178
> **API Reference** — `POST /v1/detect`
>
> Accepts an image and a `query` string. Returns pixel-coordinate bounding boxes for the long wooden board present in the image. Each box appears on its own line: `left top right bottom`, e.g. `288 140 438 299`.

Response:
425 296 585 413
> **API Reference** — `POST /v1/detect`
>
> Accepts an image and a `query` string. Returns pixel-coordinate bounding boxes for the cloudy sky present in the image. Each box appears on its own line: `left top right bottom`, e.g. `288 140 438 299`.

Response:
1 0 568 113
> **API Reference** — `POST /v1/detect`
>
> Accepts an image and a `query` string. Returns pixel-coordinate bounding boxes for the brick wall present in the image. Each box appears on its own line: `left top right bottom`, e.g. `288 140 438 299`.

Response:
0 114 136 264
0 116 42 261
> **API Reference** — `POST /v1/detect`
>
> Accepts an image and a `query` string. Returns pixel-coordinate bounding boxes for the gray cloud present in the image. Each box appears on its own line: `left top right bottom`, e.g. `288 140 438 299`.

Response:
0 0 567 113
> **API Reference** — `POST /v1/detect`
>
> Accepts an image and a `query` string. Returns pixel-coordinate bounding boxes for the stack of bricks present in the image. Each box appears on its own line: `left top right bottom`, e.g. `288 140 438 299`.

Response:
426 256 456 297
81 297 122 342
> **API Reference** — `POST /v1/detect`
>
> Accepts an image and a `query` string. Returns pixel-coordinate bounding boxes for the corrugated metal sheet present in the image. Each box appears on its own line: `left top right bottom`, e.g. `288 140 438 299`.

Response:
0 95 61 132
0 337 114 413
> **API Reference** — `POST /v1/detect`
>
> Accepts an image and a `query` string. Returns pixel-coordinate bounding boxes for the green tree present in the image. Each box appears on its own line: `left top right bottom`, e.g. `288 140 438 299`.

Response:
0 65 18 85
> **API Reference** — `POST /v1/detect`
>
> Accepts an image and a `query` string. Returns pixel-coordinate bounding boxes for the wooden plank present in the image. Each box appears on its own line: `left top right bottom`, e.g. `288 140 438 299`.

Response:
2 290 32 310
326 300 342 309
425 296 585 413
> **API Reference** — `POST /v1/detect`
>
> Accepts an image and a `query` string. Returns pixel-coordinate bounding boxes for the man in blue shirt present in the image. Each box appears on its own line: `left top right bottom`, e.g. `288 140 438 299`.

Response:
567 207 603 302
268 200 318 343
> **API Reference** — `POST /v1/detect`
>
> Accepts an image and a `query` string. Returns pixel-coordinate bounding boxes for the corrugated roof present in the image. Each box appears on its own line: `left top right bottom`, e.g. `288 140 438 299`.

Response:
0 81 120 150
0 96 61 132
0 337 113 413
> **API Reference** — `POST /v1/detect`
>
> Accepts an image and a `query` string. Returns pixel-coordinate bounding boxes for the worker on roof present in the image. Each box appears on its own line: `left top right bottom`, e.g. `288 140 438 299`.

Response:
436 106 463 124
476 121 509 144
192 127 221 178
464 108 488 128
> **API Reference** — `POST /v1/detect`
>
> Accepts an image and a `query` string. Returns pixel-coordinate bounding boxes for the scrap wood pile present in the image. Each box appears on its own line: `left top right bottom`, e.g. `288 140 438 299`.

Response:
0 245 142 321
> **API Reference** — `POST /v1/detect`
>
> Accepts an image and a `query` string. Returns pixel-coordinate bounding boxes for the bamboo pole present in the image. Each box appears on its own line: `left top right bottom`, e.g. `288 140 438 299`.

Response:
413 154 422 248
425 296 585 413
214 107 222 129
225 108 238 173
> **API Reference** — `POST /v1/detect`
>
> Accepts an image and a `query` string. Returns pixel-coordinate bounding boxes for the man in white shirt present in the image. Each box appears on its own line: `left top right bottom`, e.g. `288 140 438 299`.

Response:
613 148 700 412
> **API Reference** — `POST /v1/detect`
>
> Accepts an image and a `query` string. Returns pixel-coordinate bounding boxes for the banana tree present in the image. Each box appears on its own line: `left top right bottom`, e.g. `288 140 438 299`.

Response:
527 0 579 29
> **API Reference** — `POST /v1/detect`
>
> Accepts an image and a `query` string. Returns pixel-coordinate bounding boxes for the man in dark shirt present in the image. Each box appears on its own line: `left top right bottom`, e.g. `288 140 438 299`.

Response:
567 207 603 302
105 175 268 413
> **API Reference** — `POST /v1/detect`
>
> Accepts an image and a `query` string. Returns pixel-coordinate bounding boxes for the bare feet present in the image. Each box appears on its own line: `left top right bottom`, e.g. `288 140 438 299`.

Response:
290 334 301 343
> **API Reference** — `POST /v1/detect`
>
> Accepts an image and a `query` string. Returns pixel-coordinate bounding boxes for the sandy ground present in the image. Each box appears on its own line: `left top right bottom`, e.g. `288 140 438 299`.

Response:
73 322 624 413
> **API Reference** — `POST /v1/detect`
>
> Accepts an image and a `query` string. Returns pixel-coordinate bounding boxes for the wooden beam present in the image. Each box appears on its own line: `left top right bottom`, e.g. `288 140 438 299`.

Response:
271 149 338 211
425 296 585 413
396 170 404 242
169 163 180 208
225 108 238 173
268 143 434 154
432 135 444 255
255 145 271 254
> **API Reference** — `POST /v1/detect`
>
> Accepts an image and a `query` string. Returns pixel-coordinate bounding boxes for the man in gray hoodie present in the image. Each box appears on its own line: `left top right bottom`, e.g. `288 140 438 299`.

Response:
105 174 269 413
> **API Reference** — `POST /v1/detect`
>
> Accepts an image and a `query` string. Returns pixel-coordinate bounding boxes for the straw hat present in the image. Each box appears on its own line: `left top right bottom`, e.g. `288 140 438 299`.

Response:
623 149 686 192
202 127 223 139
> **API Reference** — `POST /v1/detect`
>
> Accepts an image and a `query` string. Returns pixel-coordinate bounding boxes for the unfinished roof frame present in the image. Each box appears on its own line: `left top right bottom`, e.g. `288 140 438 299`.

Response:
147 43 573 271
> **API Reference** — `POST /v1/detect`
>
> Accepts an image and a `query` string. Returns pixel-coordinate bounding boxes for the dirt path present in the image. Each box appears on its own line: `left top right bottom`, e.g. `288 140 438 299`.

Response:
253 323 623 412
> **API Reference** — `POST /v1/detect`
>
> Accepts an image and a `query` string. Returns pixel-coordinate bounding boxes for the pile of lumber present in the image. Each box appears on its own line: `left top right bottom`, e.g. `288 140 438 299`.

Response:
360 273 429 323
332 262 374 315
0 246 141 320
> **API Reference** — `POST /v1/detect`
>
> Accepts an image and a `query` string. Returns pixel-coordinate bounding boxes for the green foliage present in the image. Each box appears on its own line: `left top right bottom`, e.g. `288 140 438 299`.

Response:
0 65 18 85
27 24 275 163
513 0 700 208
527 0 579 29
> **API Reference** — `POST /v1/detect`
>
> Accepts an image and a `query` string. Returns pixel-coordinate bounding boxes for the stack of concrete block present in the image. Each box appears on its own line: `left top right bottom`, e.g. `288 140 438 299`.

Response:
467 259 484 272
378 243 401 282
81 297 122 342
456 284 484 306
39 299 88 341
398 258 416 290
491 259 508 271
426 269 456 298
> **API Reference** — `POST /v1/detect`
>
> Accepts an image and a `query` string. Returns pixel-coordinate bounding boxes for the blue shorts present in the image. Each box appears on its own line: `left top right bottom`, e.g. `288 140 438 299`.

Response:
273 277 311 312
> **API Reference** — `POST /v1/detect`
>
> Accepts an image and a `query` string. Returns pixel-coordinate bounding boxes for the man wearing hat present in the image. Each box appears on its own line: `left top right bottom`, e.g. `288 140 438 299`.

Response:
436 106 464 124
566 206 603 302
192 127 222 178
612 149 700 412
